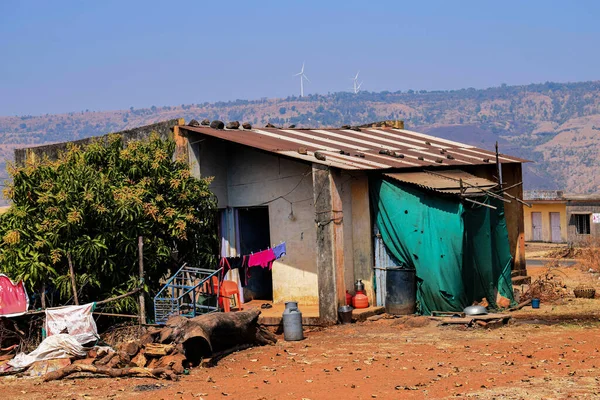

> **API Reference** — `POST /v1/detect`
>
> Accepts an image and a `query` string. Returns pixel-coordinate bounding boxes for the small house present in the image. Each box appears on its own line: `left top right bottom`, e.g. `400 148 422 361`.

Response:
524 190 600 244
16 119 528 324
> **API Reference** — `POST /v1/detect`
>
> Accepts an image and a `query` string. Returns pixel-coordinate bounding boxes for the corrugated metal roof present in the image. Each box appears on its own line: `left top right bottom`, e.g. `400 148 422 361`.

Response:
384 170 497 195
182 125 527 171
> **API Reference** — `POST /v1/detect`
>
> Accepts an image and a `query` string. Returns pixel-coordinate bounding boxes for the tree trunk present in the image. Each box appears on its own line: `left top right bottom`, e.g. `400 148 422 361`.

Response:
67 253 79 305
158 309 277 365
138 236 146 324
40 283 46 309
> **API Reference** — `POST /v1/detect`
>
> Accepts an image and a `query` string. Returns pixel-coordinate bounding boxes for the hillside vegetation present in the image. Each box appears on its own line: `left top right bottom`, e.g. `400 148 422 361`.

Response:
2 80 600 196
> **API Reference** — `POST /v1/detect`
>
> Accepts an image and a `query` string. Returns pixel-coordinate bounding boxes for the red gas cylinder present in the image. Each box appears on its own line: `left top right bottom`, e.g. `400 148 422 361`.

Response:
352 292 369 309
345 290 353 306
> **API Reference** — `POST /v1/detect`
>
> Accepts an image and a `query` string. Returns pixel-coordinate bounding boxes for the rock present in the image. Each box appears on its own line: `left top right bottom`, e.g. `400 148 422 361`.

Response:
350 126 361 131
288 124 296 128
314 152 327 161
210 120 225 130
201 118 210 126
265 123 276 128
226 121 240 129
242 122 252 129
188 119 200 127
341 125 351 129
297 147 308 155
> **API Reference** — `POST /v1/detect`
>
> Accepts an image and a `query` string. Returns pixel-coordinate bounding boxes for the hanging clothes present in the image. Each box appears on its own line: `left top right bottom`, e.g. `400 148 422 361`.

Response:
248 248 276 270
273 242 287 259
219 256 248 287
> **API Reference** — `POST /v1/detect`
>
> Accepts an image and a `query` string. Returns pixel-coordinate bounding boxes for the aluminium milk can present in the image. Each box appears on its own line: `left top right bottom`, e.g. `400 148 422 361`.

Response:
282 301 304 341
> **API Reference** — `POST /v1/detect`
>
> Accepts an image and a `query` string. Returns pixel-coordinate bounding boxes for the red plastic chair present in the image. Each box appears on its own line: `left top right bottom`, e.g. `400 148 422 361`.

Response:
219 280 243 312
206 276 242 312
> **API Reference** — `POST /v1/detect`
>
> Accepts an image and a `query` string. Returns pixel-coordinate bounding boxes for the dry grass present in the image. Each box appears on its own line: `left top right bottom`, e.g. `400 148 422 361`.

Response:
577 237 600 273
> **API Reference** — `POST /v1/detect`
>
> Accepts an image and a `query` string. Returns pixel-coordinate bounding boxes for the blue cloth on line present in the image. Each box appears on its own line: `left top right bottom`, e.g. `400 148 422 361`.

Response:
273 242 286 259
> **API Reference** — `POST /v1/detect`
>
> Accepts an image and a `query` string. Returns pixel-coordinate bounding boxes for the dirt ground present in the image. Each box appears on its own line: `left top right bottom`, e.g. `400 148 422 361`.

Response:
3 265 600 399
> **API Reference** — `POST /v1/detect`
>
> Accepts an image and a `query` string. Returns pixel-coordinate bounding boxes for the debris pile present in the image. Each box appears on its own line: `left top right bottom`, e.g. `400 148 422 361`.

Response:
521 269 568 302
1 309 276 382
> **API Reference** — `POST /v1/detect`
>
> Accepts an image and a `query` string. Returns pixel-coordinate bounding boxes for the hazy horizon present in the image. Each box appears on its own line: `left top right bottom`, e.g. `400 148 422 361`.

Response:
2 0 599 116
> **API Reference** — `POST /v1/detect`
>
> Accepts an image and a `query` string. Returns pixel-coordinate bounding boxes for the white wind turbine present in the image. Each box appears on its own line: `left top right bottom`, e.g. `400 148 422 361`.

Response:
294 62 310 97
351 71 363 94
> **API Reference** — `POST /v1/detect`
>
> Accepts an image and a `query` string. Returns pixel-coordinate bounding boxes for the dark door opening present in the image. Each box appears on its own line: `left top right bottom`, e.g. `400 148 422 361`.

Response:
238 207 272 301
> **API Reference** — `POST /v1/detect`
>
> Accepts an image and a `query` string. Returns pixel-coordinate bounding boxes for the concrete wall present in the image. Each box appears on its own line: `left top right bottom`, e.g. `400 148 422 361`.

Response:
189 134 319 305
15 119 183 166
566 202 600 244
523 203 567 242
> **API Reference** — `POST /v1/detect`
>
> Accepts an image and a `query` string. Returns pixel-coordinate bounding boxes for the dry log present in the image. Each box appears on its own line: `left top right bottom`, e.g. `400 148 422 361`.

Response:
43 364 177 381
131 351 147 368
161 309 277 365
509 299 532 311
144 343 174 357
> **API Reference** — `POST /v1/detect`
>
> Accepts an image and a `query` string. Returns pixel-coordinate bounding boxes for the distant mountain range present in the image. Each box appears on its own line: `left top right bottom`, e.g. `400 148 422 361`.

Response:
2 80 600 201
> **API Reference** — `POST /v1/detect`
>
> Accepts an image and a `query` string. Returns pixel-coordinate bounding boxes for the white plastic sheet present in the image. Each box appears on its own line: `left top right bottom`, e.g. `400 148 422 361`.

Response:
8 334 88 369
45 303 98 344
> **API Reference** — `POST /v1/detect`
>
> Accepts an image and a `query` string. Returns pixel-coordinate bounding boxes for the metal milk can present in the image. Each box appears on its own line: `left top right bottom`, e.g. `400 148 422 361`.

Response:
282 301 304 341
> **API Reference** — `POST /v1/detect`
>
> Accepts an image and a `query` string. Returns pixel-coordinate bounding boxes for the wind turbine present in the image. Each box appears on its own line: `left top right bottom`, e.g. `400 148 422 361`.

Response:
351 71 363 94
294 62 310 97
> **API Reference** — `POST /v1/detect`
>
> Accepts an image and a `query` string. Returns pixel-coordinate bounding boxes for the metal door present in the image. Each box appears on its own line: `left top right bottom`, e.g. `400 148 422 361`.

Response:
373 225 402 307
532 212 542 241
550 212 561 242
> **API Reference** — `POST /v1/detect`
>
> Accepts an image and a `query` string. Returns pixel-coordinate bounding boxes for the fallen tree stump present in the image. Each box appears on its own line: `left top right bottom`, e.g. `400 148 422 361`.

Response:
42 309 276 381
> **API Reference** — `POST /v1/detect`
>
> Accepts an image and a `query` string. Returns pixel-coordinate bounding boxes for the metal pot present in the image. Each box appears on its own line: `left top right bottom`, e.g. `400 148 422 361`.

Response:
463 305 488 316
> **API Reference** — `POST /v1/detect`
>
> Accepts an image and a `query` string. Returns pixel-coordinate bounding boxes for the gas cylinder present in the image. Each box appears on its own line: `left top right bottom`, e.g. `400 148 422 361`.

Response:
345 290 353 306
282 301 304 341
352 292 369 309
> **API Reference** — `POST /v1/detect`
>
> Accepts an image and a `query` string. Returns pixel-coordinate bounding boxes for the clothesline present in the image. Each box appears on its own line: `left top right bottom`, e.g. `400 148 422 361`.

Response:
218 242 287 287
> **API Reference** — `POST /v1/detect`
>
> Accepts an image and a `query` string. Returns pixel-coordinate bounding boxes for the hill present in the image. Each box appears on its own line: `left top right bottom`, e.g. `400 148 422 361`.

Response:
2 80 600 200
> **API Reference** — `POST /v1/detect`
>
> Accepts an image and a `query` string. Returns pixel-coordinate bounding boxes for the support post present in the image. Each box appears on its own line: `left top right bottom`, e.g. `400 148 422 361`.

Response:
312 164 345 325
138 236 146 324
66 253 79 305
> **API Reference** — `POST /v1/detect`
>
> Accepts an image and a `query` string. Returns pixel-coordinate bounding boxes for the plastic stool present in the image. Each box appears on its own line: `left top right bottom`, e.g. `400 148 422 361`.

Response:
219 280 243 312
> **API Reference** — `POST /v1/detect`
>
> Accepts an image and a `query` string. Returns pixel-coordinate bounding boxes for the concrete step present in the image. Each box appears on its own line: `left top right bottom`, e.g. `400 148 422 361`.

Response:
511 269 528 278
512 275 531 286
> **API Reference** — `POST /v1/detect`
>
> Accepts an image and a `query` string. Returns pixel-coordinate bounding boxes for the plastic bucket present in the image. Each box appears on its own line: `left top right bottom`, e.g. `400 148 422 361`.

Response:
531 298 540 309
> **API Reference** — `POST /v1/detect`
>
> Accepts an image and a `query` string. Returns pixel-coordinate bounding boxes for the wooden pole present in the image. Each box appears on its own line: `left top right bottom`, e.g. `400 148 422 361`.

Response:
495 141 502 191
40 283 46 309
138 236 146 325
66 253 79 305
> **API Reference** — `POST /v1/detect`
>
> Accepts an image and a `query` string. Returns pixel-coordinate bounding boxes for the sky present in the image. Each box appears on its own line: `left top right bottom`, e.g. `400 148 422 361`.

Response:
1 0 599 116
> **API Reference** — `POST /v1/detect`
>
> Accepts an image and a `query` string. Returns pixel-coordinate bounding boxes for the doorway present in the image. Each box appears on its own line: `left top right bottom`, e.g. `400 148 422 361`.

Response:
531 212 542 241
238 207 273 302
550 212 561 243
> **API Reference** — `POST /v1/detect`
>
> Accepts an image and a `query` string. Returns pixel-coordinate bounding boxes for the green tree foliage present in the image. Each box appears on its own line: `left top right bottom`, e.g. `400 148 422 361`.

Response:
0 133 218 312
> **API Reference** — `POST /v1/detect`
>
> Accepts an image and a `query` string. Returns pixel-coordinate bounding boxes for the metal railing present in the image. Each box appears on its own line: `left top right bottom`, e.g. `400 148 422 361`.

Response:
153 264 222 325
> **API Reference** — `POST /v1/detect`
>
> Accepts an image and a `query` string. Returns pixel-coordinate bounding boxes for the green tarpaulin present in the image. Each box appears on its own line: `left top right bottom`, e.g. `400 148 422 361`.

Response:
370 177 516 315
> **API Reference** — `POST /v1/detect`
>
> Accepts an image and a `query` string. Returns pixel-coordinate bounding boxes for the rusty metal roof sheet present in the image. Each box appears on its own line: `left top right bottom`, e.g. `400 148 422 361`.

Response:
384 170 498 195
182 125 527 171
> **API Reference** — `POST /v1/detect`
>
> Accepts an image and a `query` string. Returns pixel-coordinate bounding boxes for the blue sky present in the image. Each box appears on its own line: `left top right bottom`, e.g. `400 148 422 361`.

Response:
1 0 599 116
